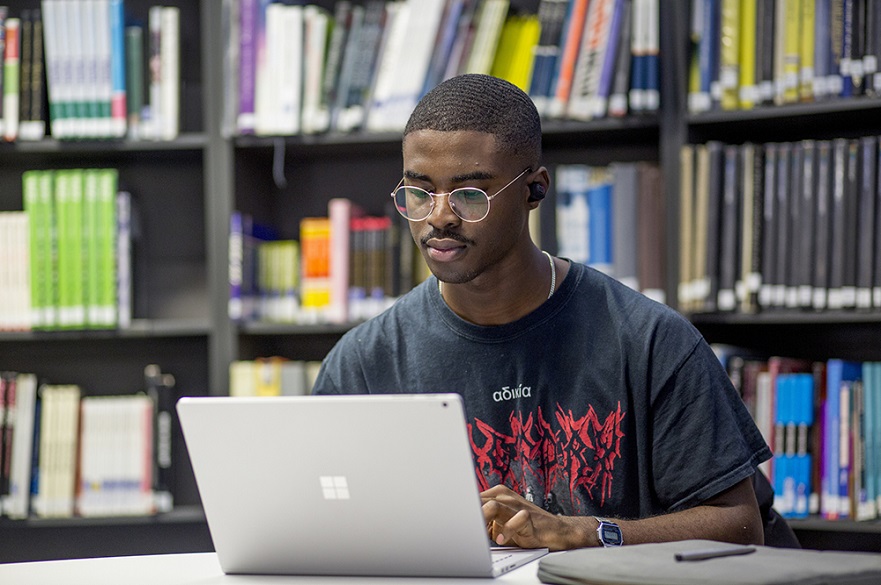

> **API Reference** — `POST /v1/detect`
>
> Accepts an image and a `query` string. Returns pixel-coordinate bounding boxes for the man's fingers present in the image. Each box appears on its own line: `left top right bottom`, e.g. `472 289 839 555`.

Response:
495 510 534 546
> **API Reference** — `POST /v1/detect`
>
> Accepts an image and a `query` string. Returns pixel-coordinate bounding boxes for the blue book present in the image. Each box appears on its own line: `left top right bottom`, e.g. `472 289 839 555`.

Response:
587 175 613 274
823 359 862 519
109 0 127 137
794 373 814 518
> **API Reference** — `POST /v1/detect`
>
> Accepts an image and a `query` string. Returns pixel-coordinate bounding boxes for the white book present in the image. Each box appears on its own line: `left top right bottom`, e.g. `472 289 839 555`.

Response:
46 0 75 138
94 0 114 137
301 6 329 135
2 374 38 519
326 198 353 324
278 5 303 135
566 0 615 121
144 6 162 139
159 7 180 140
463 0 509 75
67 0 90 138
116 191 132 328
255 3 282 135
365 0 446 132
12 213 32 330
365 1 409 132
80 0 103 137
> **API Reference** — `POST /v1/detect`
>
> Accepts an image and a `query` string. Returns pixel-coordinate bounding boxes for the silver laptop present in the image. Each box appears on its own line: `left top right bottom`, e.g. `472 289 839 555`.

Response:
176 393 547 577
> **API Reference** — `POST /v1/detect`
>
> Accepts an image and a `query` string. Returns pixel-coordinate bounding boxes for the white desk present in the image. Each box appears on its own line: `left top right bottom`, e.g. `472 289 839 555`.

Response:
0 552 548 585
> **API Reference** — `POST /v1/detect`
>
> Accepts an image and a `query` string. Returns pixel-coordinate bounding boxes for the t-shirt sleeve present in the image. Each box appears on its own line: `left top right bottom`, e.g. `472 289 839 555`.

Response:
649 340 772 512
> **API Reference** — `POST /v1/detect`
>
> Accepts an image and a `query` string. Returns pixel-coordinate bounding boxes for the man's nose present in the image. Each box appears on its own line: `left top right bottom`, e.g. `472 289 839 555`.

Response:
426 193 460 227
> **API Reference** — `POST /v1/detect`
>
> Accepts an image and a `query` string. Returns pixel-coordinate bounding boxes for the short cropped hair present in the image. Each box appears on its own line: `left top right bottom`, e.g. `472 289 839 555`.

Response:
403 74 542 166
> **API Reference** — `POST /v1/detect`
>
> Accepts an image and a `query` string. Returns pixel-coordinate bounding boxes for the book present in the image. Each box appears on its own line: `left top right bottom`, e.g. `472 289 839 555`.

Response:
874 137 881 308
637 163 665 303
1 373 37 519
555 164 590 264
737 143 763 314
865 0 881 96
828 138 848 310
813 0 832 99
490 13 541 92
301 5 331 135
813 140 833 310
610 162 639 291
717 144 740 311
692 143 710 311
337 0 386 133
737 0 757 109
841 139 860 309
529 0 570 115
607 0 633 117
108 0 127 137
3 17 20 141
822 359 863 519
547 0 589 118
703 141 725 312
799 0 816 101
18 8 45 141
586 167 613 274
758 142 777 309
756 0 776 104
327 198 357 324
678 145 695 311
718 0 741 110
566 0 618 120
299 217 332 323
856 136 877 309
145 364 174 513
236 0 259 134
116 191 133 328
772 142 791 308
796 139 816 309
125 25 144 139
462 0 509 77
363 0 447 132
32 384 81 518
638 0 659 112
76 393 155 516
158 6 180 140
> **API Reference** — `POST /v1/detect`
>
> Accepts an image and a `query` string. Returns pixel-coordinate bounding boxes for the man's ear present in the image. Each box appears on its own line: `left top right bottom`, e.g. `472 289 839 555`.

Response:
526 167 550 209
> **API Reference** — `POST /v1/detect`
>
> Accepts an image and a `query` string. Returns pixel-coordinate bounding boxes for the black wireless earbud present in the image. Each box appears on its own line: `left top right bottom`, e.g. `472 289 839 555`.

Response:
528 183 546 202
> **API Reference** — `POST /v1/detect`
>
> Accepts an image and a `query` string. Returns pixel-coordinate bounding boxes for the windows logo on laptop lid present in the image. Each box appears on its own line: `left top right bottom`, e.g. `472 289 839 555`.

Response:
177 393 547 578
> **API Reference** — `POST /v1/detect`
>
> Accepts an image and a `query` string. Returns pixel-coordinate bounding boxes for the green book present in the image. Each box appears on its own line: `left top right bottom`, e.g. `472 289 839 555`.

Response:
83 169 101 327
38 170 57 328
97 169 117 327
22 171 44 328
56 170 85 329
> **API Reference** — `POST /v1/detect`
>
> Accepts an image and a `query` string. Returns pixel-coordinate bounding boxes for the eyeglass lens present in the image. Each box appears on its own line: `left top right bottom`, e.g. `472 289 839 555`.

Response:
393 187 489 222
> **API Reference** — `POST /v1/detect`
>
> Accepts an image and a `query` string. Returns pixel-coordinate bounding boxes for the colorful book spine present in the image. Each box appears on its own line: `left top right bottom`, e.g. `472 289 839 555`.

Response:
3 17 21 141
109 0 127 137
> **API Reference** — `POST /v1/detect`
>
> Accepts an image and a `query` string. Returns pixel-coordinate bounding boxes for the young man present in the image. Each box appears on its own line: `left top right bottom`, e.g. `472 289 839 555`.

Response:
312 74 771 551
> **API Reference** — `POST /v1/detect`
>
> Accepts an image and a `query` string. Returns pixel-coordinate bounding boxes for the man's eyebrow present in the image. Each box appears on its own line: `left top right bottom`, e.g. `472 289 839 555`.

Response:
402 169 496 183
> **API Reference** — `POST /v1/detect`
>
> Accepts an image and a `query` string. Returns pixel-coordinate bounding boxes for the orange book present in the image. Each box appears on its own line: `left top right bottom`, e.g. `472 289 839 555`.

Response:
299 217 332 320
548 0 591 117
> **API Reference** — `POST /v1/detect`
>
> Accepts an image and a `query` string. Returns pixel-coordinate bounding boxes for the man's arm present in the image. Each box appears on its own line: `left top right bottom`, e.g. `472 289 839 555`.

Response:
482 476 764 551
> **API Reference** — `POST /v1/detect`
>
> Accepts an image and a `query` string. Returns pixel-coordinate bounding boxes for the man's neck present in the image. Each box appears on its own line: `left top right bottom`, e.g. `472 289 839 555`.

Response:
439 249 568 325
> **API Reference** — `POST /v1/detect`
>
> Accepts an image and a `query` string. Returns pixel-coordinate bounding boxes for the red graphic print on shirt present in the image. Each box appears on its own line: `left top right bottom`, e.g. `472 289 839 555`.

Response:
469 403 625 513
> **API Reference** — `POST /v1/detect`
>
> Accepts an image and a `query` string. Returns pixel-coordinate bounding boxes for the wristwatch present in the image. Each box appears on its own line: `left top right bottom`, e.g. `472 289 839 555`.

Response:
594 517 623 547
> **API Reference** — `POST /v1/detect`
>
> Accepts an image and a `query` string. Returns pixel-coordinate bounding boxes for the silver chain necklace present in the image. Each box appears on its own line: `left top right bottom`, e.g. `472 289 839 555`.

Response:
438 251 556 300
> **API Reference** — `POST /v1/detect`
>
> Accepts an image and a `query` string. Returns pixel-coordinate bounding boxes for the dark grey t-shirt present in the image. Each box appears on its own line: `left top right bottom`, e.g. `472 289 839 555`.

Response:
312 262 771 519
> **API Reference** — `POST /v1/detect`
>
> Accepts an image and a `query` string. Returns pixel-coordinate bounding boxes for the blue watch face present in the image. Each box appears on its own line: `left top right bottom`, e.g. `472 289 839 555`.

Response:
599 523 623 546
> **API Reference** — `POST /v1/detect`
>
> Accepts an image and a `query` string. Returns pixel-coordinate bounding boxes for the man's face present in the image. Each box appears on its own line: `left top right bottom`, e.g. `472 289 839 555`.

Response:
401 129 530 285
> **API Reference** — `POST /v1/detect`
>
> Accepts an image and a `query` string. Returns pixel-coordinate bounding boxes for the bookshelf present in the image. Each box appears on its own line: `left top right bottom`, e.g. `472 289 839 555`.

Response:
1 0 880 562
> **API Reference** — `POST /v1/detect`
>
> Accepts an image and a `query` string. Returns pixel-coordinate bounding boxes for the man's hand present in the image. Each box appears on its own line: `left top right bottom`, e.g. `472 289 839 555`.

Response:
481 485 594 551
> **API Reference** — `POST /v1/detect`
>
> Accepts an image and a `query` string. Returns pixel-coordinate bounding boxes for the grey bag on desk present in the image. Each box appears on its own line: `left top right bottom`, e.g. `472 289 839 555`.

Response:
537 540 881 585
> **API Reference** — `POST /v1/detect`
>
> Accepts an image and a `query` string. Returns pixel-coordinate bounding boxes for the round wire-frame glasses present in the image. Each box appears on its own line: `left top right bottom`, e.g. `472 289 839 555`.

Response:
390 168 531 223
